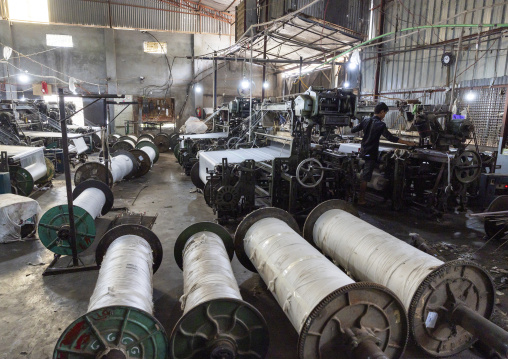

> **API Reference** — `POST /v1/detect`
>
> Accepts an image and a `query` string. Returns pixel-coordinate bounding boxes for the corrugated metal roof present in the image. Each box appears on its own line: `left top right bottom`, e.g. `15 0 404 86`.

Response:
47 0 232 35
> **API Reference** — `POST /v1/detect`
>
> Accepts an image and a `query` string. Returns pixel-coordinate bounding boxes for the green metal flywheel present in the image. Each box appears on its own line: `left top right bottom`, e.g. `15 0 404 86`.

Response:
53 306 168 359
9 167 34 196
38 205 95 255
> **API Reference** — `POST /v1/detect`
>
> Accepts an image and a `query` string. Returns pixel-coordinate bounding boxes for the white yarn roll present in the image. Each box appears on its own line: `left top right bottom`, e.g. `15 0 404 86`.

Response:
244 218 355 333
140 145 156 164
122 139 136 149
25 162 48 181
126 135 138 142
110 154 134 183
181 232 242 314
313 209 444 309
73 187 106 219
88 235 154 314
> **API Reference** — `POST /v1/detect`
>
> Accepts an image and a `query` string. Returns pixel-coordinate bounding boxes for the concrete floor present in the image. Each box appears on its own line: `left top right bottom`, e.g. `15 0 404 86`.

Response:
0 152 506 358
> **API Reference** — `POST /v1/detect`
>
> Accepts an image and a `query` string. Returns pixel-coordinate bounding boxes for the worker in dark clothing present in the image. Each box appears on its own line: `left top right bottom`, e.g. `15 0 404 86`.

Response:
351 102 417 205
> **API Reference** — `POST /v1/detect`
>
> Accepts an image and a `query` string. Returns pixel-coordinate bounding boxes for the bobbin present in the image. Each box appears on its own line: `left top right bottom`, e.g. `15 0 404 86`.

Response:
137 133 155 142
170 222 269 359
74 150 141 186
154 133 171 153
136 140 160 164
303 199 504 357
111 136 137 152
235 207 409 359
53 224 168 359
38 179 114 255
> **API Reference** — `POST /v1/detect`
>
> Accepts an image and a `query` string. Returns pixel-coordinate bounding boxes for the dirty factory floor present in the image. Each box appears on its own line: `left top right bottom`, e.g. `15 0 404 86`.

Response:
0 152 507 359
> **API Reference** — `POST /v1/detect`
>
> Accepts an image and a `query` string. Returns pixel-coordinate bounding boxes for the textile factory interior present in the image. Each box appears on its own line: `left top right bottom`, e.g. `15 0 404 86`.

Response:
1 0 508 358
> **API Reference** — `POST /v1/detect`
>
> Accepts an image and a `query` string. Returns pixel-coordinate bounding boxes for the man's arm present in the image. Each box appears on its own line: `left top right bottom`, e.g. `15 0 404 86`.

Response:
382 127 417 146
351 119 364 133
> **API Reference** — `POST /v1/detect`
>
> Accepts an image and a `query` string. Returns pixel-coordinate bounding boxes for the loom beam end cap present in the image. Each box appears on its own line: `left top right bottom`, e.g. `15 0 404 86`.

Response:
298 282 409 359
409 259 495 357
169 299 269 359
38 205 95 255
74 162 113 187
129 149 151 177
53 306 168 359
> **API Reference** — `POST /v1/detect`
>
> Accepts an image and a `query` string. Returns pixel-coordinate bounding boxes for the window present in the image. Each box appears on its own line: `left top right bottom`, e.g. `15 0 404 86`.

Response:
7 0 49 23
143 41 167 54
46 34 74 48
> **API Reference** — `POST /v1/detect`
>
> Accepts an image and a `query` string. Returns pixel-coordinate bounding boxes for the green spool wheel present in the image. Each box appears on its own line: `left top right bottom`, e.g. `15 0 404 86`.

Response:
9 166 34 196
173 143 181 160
38 205 95 255
136 140 160 164
170 299 268 359
54 306 168 359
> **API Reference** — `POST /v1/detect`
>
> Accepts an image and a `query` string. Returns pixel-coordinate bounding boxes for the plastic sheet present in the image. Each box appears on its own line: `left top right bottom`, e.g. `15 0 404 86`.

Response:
244 218 355 333
0 194 41 242
313 209 444 309
110 154 133 183
88 235 154 314
183 117 208 134
139 145 156 164
199 144 291 184
69 137 88 155
73 187 106 219
180 232 242 314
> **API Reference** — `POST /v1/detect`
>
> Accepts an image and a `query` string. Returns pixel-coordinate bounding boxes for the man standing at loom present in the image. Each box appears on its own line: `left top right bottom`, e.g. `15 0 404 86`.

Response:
351 102 417 206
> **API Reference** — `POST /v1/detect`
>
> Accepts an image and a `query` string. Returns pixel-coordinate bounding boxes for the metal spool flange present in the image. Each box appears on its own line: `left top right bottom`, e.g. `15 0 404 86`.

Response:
168 133 179 151
9 166 34 196
118 135 137 143
136 140 160 164
303 199 359 247
173 143 181 160
74 162 113 187
111 140 135 152
154 133 170 153
112 150 139 179
53 305 168 359
235 207 300 272
170 298 269 359
408 259 495 357
91 133 102 149
484 195 508 239
129 149 151 178
190 162 204 190
96 224 163 273
174 222 233 270
298 282 408 359
38 205 95 255
73 179 114 215
137 133 155 142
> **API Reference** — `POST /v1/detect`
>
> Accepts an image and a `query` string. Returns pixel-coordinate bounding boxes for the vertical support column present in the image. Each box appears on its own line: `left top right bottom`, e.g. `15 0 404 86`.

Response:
500 87 508 151
262 34 267 101
104 28 118 133
103 99 110 187
373 0 385 101
249 27 253 142
213 52 217 109
298 56 303 93
2 22 16 100
58 88 78 266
